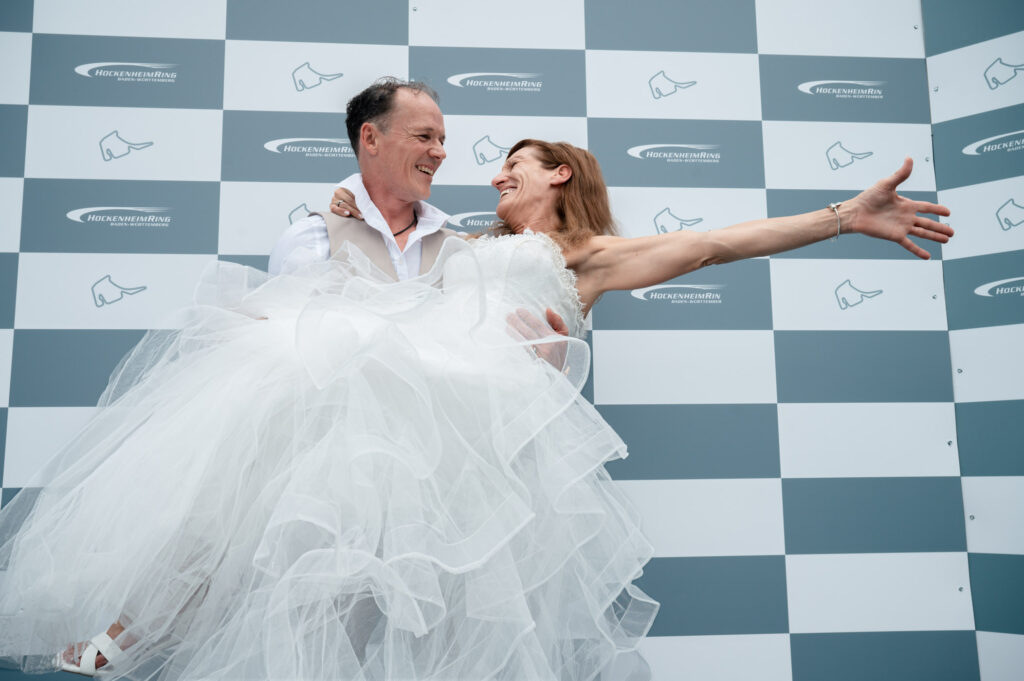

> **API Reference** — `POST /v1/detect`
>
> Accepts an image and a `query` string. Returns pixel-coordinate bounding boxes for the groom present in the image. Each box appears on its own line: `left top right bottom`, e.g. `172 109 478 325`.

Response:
269 77 570 351
269 78 454 280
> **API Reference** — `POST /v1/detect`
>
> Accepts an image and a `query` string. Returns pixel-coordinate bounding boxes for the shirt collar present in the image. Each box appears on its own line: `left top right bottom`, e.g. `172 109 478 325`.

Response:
339 173 450 247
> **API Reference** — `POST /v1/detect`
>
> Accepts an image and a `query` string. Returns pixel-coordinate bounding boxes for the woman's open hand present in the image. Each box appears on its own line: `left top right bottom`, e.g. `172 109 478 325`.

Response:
848 157 954 259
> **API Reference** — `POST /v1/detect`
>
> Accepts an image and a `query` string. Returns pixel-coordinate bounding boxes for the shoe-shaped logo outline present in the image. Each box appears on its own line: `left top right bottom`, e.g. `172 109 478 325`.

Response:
472 135 511 165
996 198 1024 230
99 130 153 161
835 279 883 310
288 203 312 224
91 274 147 307
983 58 1024 90
291 62 343 91
826 141 873 170
648 70 696 99
653 207 703 233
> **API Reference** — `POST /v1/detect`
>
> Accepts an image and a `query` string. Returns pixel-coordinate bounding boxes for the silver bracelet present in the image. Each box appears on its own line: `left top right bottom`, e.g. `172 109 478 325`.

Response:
827 202 842 241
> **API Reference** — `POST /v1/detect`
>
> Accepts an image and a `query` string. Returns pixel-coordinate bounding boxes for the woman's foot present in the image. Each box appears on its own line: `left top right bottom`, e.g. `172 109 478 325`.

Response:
59 622 129 675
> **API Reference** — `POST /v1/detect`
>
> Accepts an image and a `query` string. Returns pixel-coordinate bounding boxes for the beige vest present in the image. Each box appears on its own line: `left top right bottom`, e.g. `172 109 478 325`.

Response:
313 211 459 281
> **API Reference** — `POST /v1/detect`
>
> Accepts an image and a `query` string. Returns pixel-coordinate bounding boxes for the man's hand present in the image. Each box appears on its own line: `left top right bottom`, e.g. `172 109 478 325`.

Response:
506 307 570 370
849 157 954 259
330 187 363 220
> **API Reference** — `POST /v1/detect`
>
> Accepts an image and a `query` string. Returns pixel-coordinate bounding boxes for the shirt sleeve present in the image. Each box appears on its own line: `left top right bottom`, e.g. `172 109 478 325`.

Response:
267 214 330 275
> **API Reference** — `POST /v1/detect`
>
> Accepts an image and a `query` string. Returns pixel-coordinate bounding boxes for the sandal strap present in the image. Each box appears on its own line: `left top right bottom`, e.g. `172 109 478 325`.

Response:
89 632 125 667
77 642 100 675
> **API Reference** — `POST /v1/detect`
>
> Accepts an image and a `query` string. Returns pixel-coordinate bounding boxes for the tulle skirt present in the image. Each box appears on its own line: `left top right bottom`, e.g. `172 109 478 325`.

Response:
0 241 657 680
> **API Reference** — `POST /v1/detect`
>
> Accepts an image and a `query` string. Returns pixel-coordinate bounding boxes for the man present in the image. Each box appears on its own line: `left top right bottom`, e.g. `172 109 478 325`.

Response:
269 77 569 355
269 78 453 279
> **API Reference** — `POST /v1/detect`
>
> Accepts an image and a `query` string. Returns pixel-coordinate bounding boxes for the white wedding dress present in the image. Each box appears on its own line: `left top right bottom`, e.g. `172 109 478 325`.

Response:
0 233 657 680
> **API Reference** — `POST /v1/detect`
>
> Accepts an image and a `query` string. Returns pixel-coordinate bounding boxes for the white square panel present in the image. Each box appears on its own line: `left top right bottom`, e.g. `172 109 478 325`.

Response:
15 253 216 329
0 32 32 105
779 403 960 478
432 115 587 187
977 632 1024 681
962 476 1024 554
409 0 585 50
640 634 792 681
0 178 23 252
763 121 934 191
224 40 408 113
25 105 223 182
592 330 777 405
755 0 924 58
950 323 1024 403
928 30 1024 124
786 552 975 633
608 188 767 239
770 259 947 330
939 175 1024 260
219 181 338 254
616 479 785 557
3 406 96 487
586 51 762 121
33 0 228 39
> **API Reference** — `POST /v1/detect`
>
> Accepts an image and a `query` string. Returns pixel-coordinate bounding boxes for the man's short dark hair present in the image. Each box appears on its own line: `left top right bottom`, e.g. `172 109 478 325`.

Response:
345 77 440 157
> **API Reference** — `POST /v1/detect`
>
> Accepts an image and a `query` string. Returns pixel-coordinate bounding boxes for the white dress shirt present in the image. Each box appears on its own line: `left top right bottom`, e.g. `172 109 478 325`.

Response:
268 173 451 279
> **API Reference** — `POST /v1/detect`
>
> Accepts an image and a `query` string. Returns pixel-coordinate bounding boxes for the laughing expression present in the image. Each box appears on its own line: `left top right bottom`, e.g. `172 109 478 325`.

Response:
373 88 446 202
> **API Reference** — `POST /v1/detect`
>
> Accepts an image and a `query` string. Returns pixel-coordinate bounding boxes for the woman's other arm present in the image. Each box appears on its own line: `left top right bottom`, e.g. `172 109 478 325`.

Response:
577 158 952 297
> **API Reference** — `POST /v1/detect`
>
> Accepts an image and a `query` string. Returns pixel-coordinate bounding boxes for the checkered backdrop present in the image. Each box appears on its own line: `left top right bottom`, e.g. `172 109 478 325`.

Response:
0 1 1022 679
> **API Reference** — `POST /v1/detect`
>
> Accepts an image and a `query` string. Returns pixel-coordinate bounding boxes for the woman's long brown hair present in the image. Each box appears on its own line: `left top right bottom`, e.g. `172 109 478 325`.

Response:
486 139 617 246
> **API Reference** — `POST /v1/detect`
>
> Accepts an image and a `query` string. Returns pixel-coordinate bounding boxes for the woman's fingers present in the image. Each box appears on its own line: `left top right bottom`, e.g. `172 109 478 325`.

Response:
901 236 931 260
914 216 954 238
913 200 951 217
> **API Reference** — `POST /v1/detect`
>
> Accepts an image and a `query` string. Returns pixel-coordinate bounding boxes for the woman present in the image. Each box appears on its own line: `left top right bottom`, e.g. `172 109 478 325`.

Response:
0 140 950 681
336 138 951 314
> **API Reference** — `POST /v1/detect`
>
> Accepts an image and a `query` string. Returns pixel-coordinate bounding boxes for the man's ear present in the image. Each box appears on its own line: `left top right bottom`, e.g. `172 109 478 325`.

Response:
360 122 380 156
551 164 572 186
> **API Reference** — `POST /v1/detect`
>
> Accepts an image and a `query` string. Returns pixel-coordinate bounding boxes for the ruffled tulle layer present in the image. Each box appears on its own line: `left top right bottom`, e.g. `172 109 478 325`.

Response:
0 237 657 680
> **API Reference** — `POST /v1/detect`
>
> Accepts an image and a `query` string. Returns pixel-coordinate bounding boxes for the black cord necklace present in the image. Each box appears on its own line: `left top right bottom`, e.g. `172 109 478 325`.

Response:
392 213 418 238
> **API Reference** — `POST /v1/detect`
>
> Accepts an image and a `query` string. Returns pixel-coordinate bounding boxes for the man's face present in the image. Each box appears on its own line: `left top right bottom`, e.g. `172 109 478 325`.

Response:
368 88 446 202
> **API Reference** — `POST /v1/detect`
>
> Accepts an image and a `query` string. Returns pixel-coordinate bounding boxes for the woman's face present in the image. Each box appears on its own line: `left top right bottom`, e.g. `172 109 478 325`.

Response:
490 146 562 228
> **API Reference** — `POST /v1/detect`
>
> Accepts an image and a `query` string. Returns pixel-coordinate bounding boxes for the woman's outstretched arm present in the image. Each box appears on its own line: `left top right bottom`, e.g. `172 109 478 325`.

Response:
576 158 953 298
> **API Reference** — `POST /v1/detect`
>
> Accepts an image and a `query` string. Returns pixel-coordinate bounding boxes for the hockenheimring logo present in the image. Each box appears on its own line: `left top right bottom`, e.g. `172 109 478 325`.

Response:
630 284 724 303
263 138 354 159
962 129 1024 156
627 144 721 164
797 80 885 99
66 207 171 227
974 276 1024 297
447 212 498 230
446 72 543 92
74 62 178 83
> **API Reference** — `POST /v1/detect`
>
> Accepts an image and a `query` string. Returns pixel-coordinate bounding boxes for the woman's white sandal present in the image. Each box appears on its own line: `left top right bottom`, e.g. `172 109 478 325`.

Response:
58 632 124 676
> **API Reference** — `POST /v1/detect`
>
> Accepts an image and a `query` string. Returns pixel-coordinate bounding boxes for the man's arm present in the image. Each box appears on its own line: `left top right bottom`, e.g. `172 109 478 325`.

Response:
268 214 330 275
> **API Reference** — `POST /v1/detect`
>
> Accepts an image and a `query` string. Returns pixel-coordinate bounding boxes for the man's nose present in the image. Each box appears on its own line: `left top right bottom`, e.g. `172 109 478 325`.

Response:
430 141 446 160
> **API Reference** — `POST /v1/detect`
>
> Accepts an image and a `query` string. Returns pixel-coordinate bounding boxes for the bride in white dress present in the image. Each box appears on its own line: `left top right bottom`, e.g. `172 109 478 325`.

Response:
0 137 951 681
